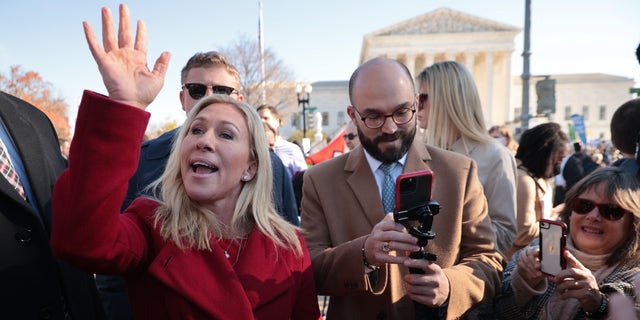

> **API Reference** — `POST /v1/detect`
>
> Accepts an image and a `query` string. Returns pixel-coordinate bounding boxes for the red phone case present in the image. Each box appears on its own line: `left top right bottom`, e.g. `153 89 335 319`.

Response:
539 219 567 276
394 170 434 212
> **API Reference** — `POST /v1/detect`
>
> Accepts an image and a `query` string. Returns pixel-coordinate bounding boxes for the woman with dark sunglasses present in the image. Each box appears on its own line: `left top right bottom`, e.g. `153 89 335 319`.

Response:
494 166 640 319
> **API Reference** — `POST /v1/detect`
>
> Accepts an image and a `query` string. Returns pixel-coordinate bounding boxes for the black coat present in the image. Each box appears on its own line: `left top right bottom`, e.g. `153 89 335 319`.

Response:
562 152 599 192
0 91 105 319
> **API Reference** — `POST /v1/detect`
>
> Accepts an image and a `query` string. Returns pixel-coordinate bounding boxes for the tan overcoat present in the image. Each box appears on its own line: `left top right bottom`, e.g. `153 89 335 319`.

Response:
301 138 504 320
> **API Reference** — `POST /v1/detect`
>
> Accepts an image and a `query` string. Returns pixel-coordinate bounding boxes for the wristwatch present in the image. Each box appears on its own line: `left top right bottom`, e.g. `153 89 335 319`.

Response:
583 294 608 319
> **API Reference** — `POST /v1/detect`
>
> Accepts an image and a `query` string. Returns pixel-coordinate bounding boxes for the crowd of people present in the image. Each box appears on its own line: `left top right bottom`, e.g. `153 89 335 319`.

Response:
1 4 640 320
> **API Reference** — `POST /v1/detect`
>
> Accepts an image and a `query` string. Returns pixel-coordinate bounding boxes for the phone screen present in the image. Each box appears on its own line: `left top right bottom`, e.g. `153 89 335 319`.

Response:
539 219 567 276
394 170 433 227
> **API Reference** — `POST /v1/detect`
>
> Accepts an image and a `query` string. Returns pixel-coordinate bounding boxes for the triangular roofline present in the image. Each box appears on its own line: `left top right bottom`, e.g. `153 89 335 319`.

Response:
360 7 521 63
367 7 520 37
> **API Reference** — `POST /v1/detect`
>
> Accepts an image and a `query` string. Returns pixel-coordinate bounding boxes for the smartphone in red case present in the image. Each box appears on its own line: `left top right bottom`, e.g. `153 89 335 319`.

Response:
395 170 433 213
539 219 567 276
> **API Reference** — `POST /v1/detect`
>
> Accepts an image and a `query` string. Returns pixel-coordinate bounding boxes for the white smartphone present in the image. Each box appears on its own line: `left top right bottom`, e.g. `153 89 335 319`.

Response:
539 219 567 276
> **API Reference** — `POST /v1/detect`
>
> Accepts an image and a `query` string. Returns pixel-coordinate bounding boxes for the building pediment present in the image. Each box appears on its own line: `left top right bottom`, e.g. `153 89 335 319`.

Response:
367 7 520 36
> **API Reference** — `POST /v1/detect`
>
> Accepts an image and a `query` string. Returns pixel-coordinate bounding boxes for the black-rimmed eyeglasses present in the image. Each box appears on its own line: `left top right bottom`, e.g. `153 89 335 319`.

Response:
351 104 416 129
182 83 239 100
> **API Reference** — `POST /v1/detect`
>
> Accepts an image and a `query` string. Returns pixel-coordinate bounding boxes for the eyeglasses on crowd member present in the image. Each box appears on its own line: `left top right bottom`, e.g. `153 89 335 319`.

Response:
343 120 360 151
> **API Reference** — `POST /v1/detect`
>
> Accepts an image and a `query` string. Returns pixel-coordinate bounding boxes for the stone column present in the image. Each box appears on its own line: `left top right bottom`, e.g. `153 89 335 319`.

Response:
501 51 512 124
484 51 495 125
425 54 434 69
404 53 417 78
416 53 429 74
444 51 455 61
465 51 476 76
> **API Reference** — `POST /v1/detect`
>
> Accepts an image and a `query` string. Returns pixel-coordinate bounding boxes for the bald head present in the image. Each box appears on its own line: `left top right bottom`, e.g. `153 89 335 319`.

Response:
348 58 416 106
346 57 417 163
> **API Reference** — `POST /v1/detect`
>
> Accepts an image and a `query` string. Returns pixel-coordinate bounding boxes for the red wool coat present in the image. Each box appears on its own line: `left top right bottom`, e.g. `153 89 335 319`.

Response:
51 91 321 320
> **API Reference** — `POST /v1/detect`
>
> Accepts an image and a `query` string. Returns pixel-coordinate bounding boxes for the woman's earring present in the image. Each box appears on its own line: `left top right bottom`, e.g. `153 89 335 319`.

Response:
242 175 249 181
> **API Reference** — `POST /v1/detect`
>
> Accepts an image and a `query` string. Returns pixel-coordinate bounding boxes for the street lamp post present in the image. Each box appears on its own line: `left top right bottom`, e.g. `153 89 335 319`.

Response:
296 83 312 137
520 0 532 135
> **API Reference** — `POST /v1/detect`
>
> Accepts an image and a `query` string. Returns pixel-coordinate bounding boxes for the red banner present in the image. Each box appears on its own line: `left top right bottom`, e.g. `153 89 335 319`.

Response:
305 129 346 166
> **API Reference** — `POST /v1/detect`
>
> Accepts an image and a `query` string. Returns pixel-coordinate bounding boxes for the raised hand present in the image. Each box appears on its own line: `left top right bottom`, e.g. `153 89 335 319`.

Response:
83 4 170 109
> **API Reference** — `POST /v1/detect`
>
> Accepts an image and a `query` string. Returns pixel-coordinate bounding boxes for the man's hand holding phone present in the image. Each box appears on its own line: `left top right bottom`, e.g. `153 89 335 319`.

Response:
364 214 421 268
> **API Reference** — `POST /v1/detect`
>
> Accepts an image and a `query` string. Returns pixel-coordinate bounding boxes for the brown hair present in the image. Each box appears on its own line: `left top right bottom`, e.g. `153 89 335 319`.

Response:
180 51 241 90
560 166 640 265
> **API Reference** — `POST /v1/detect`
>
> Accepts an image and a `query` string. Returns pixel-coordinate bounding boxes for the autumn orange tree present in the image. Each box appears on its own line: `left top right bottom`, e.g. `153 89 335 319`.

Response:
0 65 71 142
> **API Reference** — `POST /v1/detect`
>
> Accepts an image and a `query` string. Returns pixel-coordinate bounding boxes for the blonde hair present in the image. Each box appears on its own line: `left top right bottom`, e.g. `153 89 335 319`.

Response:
416 61 494 151
150 94 302 256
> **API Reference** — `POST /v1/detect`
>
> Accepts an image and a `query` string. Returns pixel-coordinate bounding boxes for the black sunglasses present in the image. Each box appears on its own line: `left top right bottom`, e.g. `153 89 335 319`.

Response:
343 133 357 140
569 198 630 221
418 93 428 110
182 83 238 100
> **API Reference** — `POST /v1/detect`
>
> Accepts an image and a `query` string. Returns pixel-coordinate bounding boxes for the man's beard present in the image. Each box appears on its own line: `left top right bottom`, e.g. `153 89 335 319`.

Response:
358 123 416 163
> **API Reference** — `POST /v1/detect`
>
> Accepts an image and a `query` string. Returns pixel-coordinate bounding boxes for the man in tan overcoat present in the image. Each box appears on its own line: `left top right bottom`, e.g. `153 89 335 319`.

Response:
301 58 504 319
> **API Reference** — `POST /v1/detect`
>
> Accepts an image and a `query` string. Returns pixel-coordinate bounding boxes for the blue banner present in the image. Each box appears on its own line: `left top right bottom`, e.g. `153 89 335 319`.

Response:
570 114 587 145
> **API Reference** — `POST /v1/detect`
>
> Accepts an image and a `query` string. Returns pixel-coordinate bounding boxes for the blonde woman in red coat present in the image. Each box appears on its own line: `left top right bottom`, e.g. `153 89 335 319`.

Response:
51 5 320 319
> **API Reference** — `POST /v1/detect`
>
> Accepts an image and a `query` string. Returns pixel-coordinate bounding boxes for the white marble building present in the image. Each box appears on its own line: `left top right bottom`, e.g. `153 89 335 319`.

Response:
279 7 635 144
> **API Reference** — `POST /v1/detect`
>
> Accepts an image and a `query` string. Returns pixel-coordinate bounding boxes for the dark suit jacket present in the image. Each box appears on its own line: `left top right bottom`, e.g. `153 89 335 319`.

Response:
301 140 504 320
0 91 105 319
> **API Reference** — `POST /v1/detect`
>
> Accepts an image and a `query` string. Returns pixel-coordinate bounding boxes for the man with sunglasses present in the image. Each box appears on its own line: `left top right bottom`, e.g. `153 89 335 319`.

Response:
301 58 503 319
96 51 300 319
343 120 360 151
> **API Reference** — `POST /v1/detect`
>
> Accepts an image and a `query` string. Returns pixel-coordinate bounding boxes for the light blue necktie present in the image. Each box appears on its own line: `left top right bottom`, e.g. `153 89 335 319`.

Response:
379 162 397 213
